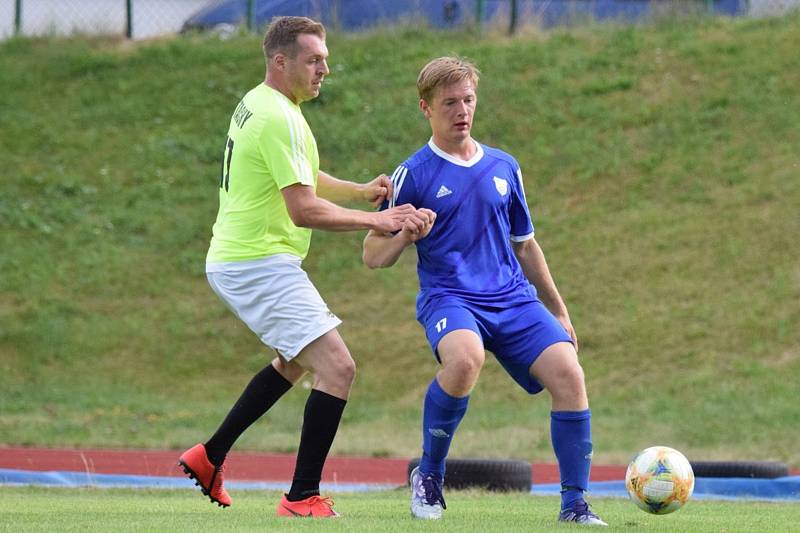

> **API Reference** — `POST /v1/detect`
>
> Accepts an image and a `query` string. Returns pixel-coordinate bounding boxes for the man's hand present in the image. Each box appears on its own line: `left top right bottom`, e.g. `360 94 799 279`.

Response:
400 208 437 242
372 203 416 233
361 174 393 208
555 313 579 352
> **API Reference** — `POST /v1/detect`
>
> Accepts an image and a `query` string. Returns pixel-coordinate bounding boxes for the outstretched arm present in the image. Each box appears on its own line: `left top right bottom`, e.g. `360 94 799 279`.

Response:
363 209 436 269
316 171 392 208
512 237 578 350
282 183 415 233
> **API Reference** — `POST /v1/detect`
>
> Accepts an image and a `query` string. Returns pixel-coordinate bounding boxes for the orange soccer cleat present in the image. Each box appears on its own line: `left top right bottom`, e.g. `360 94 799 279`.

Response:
178 443 232 508
276 494 340 518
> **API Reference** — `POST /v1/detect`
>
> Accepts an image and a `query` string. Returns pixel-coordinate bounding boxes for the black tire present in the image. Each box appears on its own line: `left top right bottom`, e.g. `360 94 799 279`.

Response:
690 461 789 479
407 457 531 492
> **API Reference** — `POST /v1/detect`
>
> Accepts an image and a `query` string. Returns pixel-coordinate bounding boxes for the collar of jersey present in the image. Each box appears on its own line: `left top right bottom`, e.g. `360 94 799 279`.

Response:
428 138 484 167
262 82 300 109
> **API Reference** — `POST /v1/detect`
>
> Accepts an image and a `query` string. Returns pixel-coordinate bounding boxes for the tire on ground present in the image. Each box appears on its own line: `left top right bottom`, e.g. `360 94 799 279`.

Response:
689 460 789 479
407 457 531 492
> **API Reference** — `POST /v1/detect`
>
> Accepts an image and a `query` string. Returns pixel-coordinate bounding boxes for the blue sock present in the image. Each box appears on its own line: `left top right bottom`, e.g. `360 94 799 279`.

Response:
551 409 593 510
419 378 469 479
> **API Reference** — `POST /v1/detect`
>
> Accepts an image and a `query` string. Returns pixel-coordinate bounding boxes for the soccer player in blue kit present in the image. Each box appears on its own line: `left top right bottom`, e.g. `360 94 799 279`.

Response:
362 57 607 526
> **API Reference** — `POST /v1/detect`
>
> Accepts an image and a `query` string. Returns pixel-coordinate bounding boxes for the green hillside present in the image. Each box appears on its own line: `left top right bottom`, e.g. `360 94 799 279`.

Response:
1 14 798 466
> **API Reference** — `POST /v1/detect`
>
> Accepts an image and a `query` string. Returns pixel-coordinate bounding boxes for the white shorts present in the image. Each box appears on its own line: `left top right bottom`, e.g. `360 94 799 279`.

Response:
206 254 342 360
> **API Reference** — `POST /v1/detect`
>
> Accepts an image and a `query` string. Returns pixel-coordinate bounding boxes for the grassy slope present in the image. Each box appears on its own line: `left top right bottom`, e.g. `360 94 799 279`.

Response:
0 14 798 465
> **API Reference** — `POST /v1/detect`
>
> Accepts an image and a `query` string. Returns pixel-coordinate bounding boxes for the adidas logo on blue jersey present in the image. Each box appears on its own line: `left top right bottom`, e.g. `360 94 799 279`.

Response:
435 185 453 198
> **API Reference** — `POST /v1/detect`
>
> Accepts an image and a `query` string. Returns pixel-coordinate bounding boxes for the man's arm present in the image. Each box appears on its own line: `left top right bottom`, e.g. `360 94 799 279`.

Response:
363 209 436 269
282 183 422 233
512 237 579 349
316 171 392 208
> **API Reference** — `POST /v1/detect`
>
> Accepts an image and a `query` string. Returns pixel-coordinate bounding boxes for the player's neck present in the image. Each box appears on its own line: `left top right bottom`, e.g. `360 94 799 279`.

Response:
430 136 477 161
264 76 299 105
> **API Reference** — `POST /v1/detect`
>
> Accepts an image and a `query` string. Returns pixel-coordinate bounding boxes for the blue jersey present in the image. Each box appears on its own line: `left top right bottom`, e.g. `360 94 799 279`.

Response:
383 139 537 317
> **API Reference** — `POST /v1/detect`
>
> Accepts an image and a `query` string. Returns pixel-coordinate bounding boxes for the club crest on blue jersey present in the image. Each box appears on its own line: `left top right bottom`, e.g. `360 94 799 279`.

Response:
493 176 508 196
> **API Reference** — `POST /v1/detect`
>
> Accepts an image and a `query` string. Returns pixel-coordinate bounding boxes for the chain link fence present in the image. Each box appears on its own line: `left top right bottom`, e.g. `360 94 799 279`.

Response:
2 1 798 41
748 0 800 14
1 0 217 40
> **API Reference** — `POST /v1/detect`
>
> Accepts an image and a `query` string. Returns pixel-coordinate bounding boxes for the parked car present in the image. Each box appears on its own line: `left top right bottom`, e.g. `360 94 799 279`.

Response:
181 0 746 34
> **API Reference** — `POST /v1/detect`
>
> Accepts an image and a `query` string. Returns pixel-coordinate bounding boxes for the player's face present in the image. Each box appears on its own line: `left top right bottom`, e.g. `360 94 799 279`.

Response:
285 33 329 103
422 79 477 145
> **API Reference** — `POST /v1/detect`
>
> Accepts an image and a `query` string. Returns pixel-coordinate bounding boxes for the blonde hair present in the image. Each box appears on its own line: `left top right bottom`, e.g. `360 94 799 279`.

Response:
416 56 480 102
262 16 326 60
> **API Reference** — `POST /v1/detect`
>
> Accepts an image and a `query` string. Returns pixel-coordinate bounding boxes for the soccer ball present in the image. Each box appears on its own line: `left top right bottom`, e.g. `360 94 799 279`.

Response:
625 446 695 515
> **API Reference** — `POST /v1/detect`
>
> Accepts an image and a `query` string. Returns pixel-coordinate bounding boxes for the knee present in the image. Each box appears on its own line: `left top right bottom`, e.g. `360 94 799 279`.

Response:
564 361 586 390
556 360 586 394
328 347 356 389
550 361 588 408
338 355 357 387
444 350 485 385
272 357 305 384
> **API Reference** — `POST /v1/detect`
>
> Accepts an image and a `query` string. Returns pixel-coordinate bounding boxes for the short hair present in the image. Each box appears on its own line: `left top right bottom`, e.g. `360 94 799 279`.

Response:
262 16 326 60
417 56 480 102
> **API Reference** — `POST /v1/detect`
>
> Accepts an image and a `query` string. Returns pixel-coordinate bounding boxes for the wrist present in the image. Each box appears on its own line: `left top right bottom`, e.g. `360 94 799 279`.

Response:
396 230 414 246
354 182 367 201
367 211 383 231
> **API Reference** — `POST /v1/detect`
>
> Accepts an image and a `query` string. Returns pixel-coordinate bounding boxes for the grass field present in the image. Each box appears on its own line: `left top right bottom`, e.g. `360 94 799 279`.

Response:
1 12 799 466
2 486 799 532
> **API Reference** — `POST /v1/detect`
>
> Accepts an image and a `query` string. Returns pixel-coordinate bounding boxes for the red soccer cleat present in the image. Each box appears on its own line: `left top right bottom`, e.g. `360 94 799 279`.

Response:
276 494 340 518
178 443 232 507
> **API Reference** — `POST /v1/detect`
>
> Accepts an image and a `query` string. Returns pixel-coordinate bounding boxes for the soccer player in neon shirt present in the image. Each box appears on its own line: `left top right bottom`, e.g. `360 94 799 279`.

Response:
178 16 427 518
363 57 607 526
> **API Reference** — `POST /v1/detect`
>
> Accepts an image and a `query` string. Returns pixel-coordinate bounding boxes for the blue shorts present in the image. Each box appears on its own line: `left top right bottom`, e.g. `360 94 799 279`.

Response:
420 298 573 394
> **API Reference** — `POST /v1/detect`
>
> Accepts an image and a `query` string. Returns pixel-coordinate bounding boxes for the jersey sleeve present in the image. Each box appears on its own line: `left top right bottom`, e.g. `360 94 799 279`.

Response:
380 163 416 211
509 167 534 241
259 114 315 189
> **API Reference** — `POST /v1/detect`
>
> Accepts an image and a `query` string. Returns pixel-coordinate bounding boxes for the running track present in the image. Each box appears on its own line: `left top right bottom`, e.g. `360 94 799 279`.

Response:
0 446 627 485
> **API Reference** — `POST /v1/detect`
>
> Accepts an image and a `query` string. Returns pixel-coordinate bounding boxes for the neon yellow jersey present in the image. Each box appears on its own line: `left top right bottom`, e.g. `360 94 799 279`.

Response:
206 84 319 263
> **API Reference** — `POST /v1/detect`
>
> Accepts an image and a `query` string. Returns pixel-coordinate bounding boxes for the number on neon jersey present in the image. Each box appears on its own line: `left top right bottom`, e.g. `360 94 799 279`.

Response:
219 136 234 191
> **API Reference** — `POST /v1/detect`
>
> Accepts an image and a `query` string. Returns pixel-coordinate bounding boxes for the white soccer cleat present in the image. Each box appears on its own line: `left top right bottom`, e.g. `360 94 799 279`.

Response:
558 500 608 526
410 466 446 520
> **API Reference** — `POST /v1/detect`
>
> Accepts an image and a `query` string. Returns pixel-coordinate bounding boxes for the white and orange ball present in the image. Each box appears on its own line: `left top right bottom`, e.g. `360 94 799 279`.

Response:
625 446 695 515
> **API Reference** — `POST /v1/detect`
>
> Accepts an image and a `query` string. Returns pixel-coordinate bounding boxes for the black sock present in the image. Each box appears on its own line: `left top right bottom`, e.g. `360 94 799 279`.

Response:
286 389 347 501
204 364 293 467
